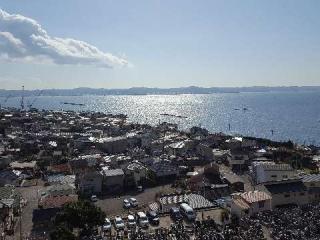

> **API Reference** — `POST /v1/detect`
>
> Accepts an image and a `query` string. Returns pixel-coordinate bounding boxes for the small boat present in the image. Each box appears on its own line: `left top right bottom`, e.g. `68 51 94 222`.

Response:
160 113 187 119
61 102 85 106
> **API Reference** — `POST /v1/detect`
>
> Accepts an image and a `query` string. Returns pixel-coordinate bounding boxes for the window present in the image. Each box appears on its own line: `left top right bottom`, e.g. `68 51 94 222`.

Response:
258 201 265 208
271 175 277 178
284 194 290 198
300 192 305 196
283 175 288 178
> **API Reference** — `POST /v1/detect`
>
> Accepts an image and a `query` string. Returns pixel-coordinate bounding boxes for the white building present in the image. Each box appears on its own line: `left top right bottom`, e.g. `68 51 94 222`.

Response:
251 162 298 184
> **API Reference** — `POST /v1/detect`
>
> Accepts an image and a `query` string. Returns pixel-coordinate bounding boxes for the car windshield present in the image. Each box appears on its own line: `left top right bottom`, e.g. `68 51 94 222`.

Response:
116 219 123 224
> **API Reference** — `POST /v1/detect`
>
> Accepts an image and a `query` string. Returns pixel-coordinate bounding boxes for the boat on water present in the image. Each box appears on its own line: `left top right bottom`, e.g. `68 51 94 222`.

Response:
160 113 187 119
61 102 85 106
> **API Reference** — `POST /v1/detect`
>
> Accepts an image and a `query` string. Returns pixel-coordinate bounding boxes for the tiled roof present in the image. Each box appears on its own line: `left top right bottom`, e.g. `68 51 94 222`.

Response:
240 190 271 203
233 198 250 210
48 164 71 173
39 195 78 209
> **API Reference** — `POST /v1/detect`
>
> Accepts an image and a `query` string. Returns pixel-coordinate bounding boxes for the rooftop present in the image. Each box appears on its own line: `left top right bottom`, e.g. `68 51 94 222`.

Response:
239 190 271 203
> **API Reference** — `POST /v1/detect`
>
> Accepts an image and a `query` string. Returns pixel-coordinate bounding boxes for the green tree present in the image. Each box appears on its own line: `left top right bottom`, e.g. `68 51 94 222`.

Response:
55 200 106 236
50 225 75 240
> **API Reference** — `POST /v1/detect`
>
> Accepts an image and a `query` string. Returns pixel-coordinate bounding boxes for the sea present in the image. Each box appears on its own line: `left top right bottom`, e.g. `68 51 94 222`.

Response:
1 91 320 146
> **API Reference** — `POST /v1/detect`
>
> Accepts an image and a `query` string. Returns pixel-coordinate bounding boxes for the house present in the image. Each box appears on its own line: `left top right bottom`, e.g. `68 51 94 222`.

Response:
124 161 148 187
46 174 76 188
251 162 298 184
47 163 71 175
226 153 249 172
69 156 97 175
9 161 38 177
260 179 309 208
78 171 103 195
0 186 21 215
0 200 15 235
196 143 213 161
96 133 140 154
167 140 193 156
302 174 320 203
221 172 244 192
38 195 78 209
147 159 179 182
0 170 21 187
231 190 272 218
41 184 76 198
0 155 13 170
101 168 125 193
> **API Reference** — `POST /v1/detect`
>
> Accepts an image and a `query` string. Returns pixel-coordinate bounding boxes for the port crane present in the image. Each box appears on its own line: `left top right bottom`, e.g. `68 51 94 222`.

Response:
27 90 43 110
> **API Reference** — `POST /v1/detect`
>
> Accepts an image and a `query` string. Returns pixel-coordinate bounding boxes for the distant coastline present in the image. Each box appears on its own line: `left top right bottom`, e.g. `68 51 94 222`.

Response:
0 86 319 97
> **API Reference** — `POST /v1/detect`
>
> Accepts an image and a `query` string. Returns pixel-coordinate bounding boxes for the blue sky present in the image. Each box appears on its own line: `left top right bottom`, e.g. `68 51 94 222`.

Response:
0 0 319 89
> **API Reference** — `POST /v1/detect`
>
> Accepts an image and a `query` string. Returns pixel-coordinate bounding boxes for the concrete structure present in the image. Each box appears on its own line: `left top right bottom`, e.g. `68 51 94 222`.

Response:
261 179 309 208
252 162 298 184
101 168 125 192
302 174 320 203
78 171 103 195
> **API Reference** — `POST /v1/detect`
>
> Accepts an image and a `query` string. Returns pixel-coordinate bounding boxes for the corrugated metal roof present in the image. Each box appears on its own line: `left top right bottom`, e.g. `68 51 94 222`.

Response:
302 174 320 183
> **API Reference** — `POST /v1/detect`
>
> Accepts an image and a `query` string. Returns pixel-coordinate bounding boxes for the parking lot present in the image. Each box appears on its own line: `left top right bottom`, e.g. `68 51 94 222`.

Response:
98 208 224 238
94 185 223 238
95 184 173 217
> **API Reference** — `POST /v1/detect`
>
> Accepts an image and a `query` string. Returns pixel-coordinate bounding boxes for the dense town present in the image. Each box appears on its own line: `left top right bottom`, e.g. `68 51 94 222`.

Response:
0 107 320 240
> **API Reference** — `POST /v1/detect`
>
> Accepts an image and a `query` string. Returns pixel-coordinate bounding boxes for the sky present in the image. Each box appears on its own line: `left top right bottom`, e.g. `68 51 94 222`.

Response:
0 0 320 90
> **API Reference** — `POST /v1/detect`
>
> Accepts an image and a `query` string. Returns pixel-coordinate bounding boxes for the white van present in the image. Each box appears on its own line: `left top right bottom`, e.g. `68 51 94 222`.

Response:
136 211 149 228
179 203 196 221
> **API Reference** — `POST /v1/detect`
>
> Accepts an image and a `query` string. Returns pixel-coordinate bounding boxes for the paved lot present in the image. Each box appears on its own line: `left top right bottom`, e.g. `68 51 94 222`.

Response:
98 208 223 238
95 184 173 217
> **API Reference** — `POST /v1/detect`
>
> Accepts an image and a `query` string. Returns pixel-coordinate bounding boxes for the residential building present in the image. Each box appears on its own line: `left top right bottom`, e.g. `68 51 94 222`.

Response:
231 190 272 218
252 162 298 184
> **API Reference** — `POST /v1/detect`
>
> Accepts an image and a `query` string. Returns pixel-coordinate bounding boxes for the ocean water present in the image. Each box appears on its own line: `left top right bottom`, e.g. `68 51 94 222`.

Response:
1 91 320 146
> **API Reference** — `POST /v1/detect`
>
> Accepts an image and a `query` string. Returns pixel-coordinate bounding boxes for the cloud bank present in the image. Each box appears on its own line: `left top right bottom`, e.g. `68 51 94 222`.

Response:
0 9 128 68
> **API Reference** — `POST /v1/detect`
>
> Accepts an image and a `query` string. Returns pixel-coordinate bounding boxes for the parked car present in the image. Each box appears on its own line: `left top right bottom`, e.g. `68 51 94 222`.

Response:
137 185 143 192
180 203 196 222
170 207 182 221
123 199 131 208
136 211 149 228
102 218 112 231
114 216 125 230
90 195 98 202
146 210 159 225
127 214 136 229
129 197 138 207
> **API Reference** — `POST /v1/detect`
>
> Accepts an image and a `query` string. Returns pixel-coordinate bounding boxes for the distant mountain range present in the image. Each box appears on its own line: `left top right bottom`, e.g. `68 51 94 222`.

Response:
0 86 319 97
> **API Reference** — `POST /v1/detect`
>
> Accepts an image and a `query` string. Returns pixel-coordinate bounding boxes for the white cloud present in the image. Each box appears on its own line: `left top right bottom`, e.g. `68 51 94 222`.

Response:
0 9 128 68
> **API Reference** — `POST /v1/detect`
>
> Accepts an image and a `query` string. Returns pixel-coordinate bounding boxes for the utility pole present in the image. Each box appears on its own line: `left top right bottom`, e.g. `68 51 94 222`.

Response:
20 86 25 111
19 214 22 240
